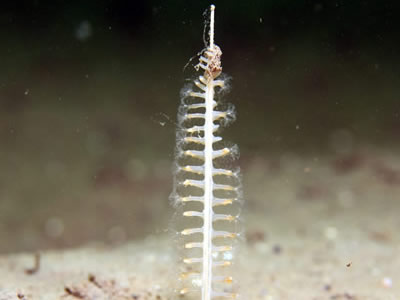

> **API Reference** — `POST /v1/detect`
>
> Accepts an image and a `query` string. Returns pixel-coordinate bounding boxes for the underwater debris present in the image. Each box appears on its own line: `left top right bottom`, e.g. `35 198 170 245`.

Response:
64 286 86 299
24 252 40 275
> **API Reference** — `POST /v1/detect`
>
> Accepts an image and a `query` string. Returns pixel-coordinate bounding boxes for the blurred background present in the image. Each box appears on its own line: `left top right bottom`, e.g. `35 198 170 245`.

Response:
1 0 400 254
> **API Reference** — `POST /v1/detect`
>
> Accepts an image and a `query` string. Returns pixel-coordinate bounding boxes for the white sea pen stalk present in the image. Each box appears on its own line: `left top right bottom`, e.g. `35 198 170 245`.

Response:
209 5 215 48
202 6 216 300
174 4 239 299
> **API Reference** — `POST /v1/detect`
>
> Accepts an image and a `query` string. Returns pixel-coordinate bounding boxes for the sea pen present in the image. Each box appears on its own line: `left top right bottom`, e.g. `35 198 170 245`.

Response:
171 5 241 299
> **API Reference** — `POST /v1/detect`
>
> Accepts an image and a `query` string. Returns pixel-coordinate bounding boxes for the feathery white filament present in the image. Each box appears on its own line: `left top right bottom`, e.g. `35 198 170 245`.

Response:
174 4 240 299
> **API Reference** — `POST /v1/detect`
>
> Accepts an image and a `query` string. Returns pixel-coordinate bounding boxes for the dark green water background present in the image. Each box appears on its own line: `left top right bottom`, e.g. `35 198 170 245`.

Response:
0 0 400 253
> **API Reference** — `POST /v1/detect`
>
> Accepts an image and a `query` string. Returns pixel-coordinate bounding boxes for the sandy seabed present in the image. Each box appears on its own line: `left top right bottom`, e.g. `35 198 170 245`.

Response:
0 149 399 300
